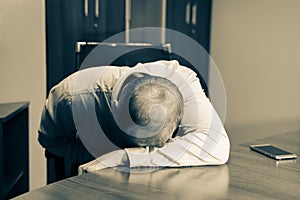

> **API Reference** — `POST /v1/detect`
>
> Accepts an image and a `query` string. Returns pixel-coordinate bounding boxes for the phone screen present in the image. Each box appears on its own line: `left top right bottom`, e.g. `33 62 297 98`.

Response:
254 145 291 155
250 144 297 160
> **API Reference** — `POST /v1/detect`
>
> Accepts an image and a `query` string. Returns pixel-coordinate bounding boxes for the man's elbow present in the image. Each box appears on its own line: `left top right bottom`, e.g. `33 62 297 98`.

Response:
218 137 230 165
210 136 230 165
219 151 230 165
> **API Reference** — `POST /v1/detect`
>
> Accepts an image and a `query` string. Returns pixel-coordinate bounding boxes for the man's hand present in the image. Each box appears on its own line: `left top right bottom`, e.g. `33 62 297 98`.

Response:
78 150 129 174
78 159 108 174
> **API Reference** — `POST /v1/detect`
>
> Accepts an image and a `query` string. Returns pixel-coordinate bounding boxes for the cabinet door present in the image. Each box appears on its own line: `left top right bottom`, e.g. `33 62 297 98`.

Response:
46 0 85 93
166 0 211 96
166 0 190 38
190 0 212 52
167 0 211 52
82 0 125 40
46 0 125 93
104 0 126 38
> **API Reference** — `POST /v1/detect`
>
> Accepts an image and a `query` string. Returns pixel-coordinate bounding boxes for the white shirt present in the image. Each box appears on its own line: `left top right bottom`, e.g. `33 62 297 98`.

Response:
76 60 230 173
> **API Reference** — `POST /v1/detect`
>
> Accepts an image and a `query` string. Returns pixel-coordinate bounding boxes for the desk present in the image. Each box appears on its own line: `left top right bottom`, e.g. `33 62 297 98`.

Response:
15 131 300 200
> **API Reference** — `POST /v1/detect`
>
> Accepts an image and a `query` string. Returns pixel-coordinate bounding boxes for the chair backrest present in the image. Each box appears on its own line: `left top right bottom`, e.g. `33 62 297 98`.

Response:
75 42 209 96
76 42 171 69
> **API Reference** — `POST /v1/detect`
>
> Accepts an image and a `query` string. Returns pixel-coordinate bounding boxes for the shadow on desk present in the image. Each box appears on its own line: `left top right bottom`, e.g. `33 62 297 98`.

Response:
13 165 229 200
91 165 229 200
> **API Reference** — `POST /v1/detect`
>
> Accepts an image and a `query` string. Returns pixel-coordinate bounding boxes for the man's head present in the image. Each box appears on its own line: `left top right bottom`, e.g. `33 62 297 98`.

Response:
112 73 183 147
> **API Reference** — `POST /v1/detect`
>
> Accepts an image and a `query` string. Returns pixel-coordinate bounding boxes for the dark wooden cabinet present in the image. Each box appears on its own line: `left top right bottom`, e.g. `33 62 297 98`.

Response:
46 0 125 93
46 0 211 94
167 0 212 96
0 102 29 200
167 0 212 52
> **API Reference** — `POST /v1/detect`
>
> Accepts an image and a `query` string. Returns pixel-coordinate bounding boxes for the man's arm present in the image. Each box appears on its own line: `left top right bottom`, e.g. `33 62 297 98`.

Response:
80 61 230 171
78 150 129 174
81 120 229 172
38 83 95 175
123 95 229 167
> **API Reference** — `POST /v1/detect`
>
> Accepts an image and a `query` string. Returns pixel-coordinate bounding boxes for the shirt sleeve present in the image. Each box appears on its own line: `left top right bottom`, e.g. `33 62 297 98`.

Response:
37 76 89 172
38 66 130 166
124 107 230 167
124 62 230 167
38 80 77 150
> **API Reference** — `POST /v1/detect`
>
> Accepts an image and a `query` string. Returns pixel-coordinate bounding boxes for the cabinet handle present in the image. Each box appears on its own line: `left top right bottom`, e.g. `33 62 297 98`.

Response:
84 0 89 17
125 0 131 43
185 2 191 24
192 4 197 25
95 0 99 18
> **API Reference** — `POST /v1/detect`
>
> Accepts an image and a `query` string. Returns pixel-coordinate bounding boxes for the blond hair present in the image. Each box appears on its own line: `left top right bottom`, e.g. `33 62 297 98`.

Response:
116 75 183 147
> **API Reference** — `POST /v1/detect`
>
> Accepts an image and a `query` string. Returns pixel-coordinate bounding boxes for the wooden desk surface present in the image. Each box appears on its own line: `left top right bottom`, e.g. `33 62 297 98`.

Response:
15 131 300 200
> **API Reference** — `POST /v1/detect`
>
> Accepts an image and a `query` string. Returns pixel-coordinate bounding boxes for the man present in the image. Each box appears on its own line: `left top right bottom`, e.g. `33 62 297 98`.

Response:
38 60 230 176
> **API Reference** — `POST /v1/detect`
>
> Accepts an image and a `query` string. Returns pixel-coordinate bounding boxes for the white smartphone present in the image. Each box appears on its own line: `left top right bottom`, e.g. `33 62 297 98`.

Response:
249 144 297 160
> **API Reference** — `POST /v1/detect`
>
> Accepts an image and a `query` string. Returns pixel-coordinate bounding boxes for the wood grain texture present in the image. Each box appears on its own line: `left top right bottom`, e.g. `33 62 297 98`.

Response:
14 131 300 200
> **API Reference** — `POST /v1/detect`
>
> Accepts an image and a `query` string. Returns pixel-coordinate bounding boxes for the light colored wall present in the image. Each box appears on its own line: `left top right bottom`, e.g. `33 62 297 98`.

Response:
211 0 300 139
0 1 46 189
